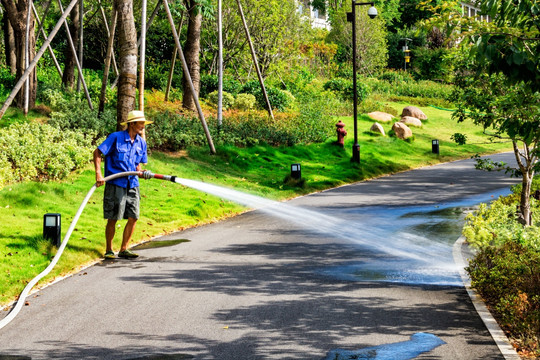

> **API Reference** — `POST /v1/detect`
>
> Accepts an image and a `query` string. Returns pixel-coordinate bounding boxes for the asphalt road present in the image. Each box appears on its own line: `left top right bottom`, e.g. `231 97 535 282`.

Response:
0 152 519 360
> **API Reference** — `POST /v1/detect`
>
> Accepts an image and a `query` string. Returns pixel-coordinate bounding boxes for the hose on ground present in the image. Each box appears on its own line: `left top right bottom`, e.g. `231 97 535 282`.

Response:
0 170 174 330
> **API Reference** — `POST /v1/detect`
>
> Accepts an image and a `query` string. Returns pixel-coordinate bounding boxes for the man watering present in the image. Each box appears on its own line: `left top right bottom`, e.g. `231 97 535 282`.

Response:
93 111 153 259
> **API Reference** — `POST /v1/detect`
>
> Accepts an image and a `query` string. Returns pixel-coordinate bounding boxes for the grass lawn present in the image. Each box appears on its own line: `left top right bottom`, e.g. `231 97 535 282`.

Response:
0 103 513 306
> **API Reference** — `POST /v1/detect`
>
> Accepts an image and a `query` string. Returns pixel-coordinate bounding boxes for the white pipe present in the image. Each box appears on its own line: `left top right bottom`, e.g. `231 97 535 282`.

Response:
0 171 140 330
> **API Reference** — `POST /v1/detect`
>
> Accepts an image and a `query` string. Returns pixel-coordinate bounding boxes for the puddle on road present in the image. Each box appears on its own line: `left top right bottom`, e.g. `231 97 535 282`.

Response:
320 188 511 286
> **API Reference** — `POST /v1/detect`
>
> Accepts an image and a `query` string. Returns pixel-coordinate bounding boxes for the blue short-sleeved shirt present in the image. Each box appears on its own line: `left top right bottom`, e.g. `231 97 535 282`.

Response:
97 130 148 189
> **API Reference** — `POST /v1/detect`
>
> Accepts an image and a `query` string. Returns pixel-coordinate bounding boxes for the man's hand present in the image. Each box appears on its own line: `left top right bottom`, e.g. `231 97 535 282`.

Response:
93 148 105 187
96 173 105 187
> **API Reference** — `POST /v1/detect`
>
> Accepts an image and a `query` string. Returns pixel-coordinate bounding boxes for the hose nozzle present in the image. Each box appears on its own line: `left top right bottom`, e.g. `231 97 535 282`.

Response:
139 170 176 183
140 170 155 180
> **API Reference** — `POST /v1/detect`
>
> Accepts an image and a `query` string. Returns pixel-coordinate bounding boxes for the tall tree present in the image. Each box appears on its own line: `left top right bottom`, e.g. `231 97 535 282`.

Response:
326 2 388 75
115 0 137 128
427 0 540 225
1 0 37 109
2 14 16 73
182 0 202 111
62 3 80 89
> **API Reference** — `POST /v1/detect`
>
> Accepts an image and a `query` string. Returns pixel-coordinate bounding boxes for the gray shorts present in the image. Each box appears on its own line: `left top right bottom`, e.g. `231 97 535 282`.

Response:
103 183 140 220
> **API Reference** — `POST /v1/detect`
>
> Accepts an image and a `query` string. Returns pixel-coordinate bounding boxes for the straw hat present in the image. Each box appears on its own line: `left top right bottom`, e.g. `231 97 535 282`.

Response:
120 110 153 125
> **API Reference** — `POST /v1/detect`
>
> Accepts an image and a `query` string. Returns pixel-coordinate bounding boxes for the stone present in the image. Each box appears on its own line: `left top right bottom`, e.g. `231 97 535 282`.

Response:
367 111 394 123
400 116 422 127
401 106 427 120
370 122 385 136
392 122 413 140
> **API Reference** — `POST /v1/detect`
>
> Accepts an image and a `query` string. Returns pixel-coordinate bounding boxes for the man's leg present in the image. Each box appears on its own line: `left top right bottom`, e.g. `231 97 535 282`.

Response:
120 217 137 252
105 219 117 252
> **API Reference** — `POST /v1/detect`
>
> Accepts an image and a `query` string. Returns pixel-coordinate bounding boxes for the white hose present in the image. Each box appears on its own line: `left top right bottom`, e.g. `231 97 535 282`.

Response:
0 171 140 330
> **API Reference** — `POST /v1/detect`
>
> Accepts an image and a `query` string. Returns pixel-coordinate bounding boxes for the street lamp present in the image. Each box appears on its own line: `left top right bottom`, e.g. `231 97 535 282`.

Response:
347 1 378 163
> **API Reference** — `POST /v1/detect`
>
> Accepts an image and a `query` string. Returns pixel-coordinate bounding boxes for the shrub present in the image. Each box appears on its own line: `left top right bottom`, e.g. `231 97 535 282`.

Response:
234 93 257 111
200 74 243 98
206 90 235 110
377 69 415 83
411 48 454 82
0 122 95 187
462 196 540 251
145 60 178 90
466 241 540 356
47 98 117 142
323 77 370 102
242 80 293 111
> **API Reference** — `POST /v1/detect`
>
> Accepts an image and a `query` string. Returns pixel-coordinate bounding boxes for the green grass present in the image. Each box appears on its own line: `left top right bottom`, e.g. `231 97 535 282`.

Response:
0 103 512 306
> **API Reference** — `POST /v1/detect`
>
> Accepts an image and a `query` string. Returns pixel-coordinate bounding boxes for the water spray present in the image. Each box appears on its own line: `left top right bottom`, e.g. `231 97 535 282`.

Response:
0 169 466 330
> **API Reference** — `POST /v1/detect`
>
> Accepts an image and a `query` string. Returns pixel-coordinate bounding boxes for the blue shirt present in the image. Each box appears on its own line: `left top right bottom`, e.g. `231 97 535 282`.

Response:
97 130 148 188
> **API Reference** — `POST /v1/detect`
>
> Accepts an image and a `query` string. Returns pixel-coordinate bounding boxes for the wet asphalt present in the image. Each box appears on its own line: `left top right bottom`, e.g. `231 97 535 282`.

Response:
0 152 519 359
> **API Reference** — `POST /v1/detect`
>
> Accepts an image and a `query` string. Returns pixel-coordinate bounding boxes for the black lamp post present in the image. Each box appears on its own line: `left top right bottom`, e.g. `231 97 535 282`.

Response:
347 1 378 163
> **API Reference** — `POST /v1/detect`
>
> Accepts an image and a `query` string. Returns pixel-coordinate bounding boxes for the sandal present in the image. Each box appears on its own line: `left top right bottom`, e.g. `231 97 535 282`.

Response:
118 249 139 259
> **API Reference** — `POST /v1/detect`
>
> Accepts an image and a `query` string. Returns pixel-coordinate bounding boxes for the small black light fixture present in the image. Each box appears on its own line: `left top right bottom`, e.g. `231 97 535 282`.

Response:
291 163 301 180
432 139 440 155
43 213 61 247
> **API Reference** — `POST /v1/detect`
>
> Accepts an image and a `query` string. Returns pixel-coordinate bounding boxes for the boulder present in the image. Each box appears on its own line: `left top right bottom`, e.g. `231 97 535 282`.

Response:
401 106 427 120
370 122 385 136
392 122 413 140
367 111 394 123
400 116 422 127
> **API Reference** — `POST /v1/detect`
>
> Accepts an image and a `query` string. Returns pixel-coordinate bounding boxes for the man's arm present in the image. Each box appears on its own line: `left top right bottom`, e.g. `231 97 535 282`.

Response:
93 148 105 187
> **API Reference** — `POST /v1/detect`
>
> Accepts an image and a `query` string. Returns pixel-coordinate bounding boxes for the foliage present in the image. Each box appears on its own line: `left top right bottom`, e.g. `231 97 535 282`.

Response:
326 4 388 75
199 74 243 98
233 93 256 111
241 80 293 111
451 133 467 145
42 91 117 142
366 76 453 100
200 0 311 78
206 90 235 110
145 59 181 91
146 103 334 150
420 0 539 91
452 66 540 225
0 123 95 188
0 66 15 98
463 195 540 251
466 241 540 356
281 40 339 80
377 69 415 83
410 47 454 82
323 77 370 102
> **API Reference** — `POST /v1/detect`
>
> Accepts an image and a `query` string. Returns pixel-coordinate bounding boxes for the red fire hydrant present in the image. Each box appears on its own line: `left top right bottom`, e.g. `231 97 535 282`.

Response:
336 120 347 147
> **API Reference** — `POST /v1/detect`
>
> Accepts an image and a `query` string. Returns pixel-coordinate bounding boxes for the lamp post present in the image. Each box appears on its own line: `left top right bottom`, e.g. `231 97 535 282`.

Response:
401 38 412 71
347 1 377 163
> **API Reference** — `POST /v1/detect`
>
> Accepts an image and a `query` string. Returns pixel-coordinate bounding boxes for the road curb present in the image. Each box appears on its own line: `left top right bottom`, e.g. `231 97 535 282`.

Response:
452 235 521 360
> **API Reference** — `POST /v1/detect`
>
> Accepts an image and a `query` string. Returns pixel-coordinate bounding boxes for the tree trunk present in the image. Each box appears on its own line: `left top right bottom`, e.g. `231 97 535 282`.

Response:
513 141 534 226
182 0 201 111
1 0 37 109
115 0 138 129
62 2 80 89
3 15 16 74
